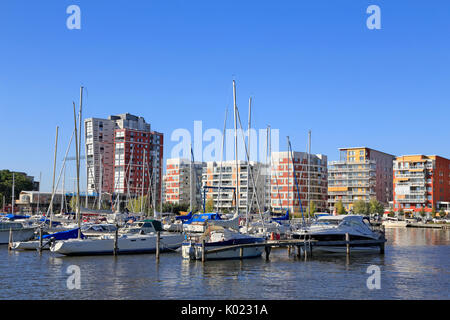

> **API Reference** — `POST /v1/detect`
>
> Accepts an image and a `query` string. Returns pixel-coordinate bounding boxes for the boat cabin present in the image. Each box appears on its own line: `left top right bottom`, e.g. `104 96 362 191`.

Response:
120 219 164 234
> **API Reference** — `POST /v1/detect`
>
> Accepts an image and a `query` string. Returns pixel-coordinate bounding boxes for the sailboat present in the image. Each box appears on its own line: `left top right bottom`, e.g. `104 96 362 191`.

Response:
181 80 266 260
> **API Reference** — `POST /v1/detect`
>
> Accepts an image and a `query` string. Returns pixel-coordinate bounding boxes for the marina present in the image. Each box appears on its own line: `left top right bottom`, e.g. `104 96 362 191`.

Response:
0 227 448 300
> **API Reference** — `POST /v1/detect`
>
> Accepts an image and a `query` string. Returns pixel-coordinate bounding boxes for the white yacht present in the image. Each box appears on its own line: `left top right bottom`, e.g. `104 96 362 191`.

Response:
290 215 385 253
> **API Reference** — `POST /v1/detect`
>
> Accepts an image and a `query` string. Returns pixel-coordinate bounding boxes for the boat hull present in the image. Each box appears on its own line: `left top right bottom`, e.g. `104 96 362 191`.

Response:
51 233 185 256
182 237 266 260
0 228 36 244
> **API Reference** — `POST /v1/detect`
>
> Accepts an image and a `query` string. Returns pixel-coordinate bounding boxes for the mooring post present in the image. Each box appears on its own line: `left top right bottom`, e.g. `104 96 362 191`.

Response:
265 245 271 261
113 225 119 256
8 228 13 251
39 227 43 254
287 245 291 256
345 233 350 255
240 246 244 259
304 238 308 258
201 239 206 262
156 231 160 261
308 239 312 257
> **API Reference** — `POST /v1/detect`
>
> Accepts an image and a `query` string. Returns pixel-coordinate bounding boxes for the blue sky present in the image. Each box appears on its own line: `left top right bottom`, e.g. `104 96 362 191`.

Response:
1 0 449 192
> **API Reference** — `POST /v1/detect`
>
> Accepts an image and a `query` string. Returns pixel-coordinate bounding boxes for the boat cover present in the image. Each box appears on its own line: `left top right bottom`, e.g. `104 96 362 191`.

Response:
40 228 85 240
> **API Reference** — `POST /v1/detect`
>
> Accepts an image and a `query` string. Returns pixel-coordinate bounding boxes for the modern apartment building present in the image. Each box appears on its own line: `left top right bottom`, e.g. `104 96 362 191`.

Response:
393 155 450 213
85 113 163 205
201 160 269 213
164 158 205 209
85 118 116 195
328 147 394 212
270 151 328 214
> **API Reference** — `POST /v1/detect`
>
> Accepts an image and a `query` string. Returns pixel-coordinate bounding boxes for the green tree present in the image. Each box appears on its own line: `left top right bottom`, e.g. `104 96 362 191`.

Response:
69 196 78 212
388 210 395 217
369 198 384 215
439 208 446 219
0 170 34 205
335 200 346 215
419 207 426 218
205 197 214 212
306 200 316 218
353 200 369 215
431 206 437 218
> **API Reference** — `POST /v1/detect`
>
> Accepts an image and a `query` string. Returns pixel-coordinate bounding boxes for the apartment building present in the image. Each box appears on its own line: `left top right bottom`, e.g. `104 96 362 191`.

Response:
270 151 328 213
164 158 205 209
85 113 163 204
201 160 269 213
393 155 450 213
85 118 116 195
328 147 394 212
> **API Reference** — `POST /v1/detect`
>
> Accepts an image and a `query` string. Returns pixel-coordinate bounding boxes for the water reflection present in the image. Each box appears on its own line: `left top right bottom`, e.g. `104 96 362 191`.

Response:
1 228 449 300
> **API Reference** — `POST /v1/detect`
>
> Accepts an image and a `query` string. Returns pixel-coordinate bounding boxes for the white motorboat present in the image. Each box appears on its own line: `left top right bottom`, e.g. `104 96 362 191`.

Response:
0 221 36 244
50 232 185 256
290 215 385 253
182 226 266 260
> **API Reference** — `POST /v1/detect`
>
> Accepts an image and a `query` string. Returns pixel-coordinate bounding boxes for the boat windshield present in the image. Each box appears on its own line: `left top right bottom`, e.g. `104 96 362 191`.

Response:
316 219 341 226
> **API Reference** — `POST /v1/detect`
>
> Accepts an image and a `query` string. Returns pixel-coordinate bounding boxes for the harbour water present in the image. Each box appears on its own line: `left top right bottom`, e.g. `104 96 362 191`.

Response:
1 228 449 300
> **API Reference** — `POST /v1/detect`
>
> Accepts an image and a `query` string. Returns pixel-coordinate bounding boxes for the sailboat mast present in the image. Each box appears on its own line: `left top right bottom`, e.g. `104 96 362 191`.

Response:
50 126 59 227
308 130 311 219
98 153 103 210
287 136 290 215
233 80 239 214
141 149 145 213
73 102 81 237
11 172 15 214
246 97 251 229
37 172 41 215
190 143 193 213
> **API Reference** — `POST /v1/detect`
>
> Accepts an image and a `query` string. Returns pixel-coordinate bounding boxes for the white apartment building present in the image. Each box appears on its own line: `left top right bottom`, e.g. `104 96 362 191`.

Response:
201 160 270 213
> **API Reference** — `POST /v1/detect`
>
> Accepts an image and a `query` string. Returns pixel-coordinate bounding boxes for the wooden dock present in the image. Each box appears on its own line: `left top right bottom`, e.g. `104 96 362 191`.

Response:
407 223 450 230
200 234 387 262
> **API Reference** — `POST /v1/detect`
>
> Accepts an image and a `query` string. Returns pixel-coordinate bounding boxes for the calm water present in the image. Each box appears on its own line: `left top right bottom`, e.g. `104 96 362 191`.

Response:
1 228 449 300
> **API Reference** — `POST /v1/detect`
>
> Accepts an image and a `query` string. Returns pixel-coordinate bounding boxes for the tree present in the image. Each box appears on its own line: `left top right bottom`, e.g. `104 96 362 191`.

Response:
419 207 426 219
205 197 214 213
0 170 34 205
431 206 437 219
335 200 346 215
353 200 369 215
69 196 78 212
439 208 446 219
306 200 316 218
369 198 384 215
398 208 405 218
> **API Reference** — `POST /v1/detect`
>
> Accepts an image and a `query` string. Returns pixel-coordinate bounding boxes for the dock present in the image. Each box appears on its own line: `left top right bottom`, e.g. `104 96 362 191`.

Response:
407 223 450 230
200 234 387 262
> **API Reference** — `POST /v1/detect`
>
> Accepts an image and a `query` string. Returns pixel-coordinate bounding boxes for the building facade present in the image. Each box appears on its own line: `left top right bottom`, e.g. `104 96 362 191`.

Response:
201 160 269 213
270 151 328 214
85 114 163 207
328 147 394 212
393 155 450 214
164 158 205 209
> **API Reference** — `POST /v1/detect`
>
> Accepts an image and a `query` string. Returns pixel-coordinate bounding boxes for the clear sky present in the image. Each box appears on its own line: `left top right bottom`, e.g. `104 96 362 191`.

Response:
1 0 449 192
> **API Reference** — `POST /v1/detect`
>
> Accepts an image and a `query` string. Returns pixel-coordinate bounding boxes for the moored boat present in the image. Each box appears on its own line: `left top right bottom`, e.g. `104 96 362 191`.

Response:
0 221 36 244
182 226 266 260
290 215 385 253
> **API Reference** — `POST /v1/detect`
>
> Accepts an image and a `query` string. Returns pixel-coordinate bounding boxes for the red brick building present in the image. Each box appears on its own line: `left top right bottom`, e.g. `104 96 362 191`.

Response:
393 155 450 214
